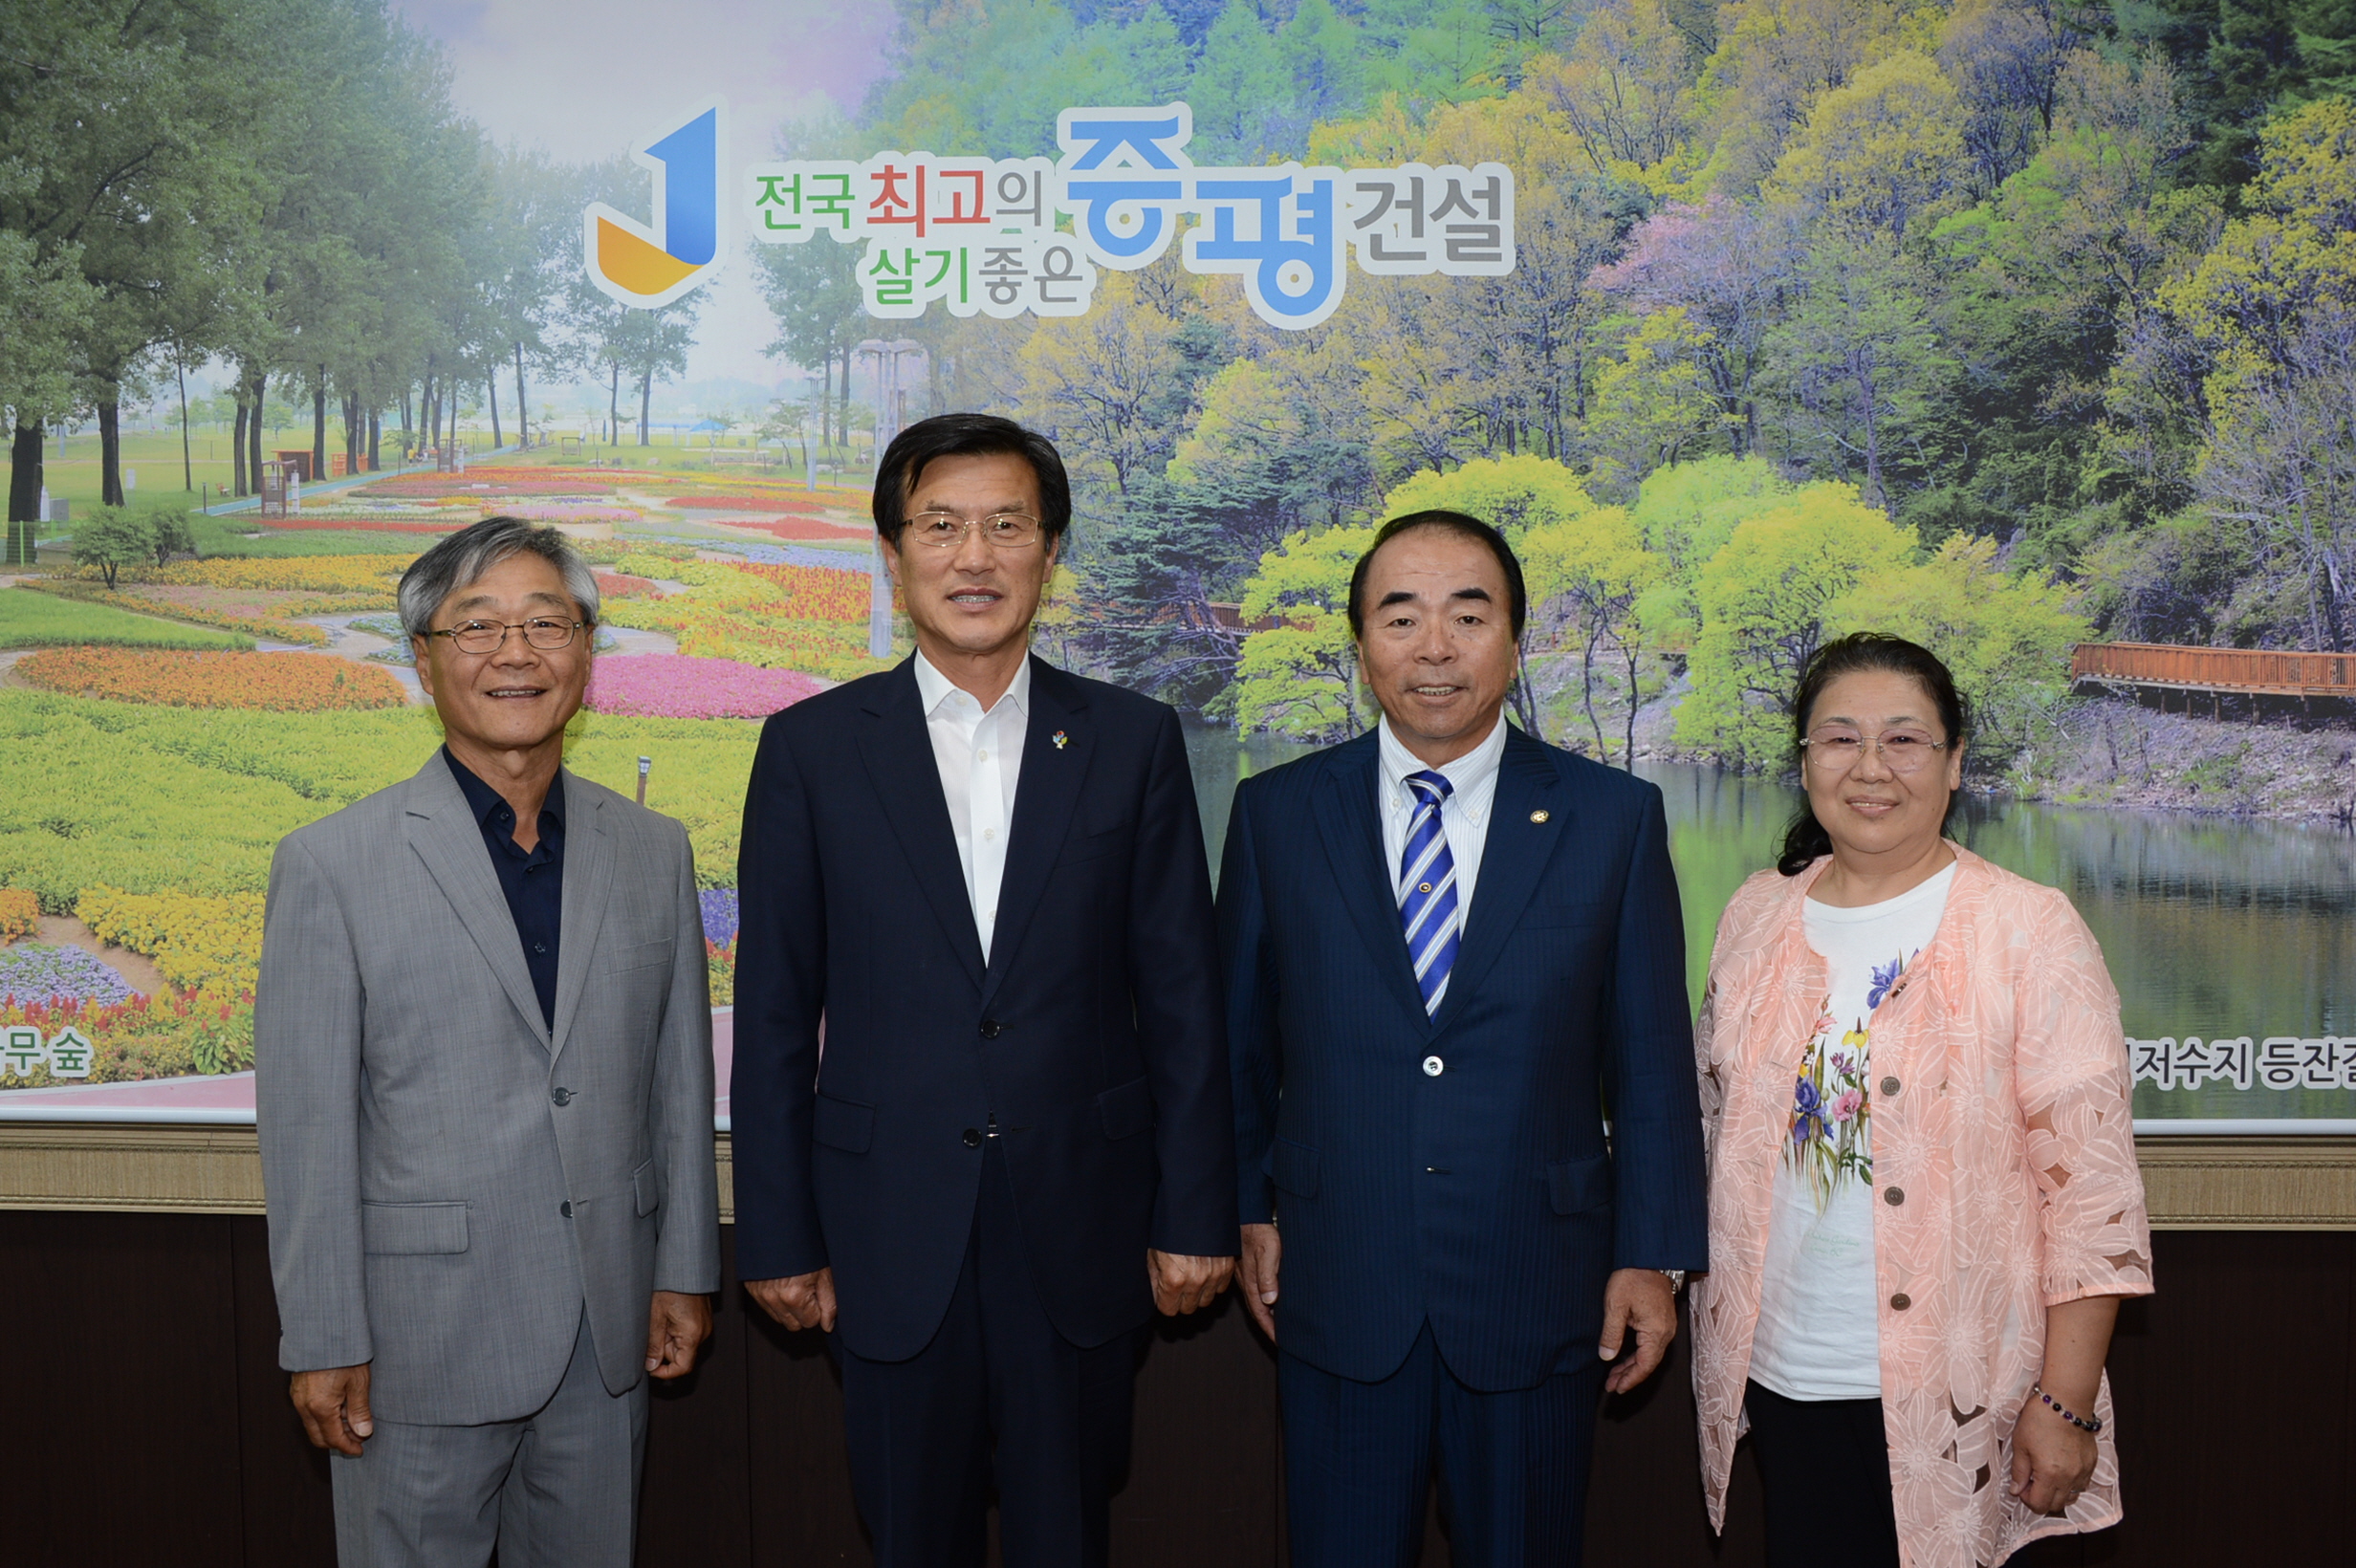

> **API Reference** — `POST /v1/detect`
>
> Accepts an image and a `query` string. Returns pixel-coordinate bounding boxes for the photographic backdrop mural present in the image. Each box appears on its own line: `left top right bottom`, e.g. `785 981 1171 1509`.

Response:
4 0 2356 1125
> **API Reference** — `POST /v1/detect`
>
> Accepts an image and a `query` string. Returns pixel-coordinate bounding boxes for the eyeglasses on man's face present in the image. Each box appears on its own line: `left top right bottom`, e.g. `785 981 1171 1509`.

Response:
428 618 589 655
903 511 1045 549
1800 728 1951 773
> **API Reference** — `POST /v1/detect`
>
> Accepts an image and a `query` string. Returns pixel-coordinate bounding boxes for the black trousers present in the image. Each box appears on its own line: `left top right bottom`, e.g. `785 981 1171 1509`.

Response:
1744 1381 1903 1568
834 1142 1140 1568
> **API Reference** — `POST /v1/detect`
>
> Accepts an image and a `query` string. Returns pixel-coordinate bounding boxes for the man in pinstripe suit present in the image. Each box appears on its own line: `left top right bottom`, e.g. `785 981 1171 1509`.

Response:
1219 511 1709 1568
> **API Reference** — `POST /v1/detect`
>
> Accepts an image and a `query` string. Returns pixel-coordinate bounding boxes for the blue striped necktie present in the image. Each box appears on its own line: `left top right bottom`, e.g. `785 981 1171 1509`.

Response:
1398 770 1461 1014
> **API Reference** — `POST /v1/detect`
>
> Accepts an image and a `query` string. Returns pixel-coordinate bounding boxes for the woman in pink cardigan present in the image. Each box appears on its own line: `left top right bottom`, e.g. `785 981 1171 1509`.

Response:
1691 633 2153 1568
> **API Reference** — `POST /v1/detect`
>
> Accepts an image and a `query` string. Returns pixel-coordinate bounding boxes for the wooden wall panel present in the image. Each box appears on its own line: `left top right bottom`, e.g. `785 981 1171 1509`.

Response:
2 1215 2348 1568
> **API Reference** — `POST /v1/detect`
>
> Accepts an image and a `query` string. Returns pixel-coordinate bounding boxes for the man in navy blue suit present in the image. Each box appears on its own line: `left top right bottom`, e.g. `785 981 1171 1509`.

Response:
731 414 1236 1567
1221 511 1708 1567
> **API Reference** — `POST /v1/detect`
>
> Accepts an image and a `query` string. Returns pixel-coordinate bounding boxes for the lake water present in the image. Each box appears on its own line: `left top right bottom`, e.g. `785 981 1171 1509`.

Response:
1183 726 2356 1121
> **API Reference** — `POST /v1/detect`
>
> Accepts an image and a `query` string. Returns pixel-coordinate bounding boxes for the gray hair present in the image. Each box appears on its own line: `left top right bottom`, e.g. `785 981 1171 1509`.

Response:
398 515 601 638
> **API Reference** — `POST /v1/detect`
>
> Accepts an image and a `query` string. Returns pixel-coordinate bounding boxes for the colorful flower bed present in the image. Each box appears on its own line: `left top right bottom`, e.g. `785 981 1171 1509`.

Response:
594 573 661 599
70 555 408 595
0 891 39 941
0 991 253 1084
233 516 462 534
586 654 823 720
77 887 265 1001
595 555 885 682
0 944 138 1007
17 579 334 645
731 561 873 619
500 504 642 523
19 647 410 711
668 495 828 513
736 516 869 541
698 889 739 947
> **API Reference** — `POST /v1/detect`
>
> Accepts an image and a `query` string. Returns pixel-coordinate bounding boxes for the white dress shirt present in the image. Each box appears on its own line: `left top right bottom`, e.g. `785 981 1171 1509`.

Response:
1376 712 1509 920
913 650 1032 963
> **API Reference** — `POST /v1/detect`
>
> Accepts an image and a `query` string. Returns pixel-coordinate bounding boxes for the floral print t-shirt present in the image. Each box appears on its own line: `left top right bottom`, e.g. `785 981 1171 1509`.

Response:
1747 860 1955 1402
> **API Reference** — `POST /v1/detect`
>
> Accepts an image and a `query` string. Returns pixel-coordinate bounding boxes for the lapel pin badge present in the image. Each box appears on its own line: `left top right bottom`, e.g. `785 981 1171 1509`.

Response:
1530 809 1550 823
1052 730 1069 750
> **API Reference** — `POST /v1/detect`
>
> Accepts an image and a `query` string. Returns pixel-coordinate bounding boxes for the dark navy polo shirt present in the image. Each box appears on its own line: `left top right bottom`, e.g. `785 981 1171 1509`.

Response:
444 749 564 1030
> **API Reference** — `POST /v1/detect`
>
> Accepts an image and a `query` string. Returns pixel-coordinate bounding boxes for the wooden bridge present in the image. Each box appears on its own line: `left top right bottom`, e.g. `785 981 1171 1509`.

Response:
2072 642 2356 699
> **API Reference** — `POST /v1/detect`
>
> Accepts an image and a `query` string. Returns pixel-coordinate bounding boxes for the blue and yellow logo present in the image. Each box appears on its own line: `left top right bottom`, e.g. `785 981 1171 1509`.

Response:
583 100 728 308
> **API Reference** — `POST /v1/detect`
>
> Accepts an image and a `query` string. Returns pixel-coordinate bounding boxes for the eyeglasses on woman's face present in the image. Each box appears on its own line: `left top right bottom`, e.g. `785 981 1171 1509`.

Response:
1800 728 1950 773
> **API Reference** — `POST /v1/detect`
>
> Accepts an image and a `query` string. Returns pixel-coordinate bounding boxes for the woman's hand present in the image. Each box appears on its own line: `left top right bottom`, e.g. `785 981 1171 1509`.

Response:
2010 1390 2099 1514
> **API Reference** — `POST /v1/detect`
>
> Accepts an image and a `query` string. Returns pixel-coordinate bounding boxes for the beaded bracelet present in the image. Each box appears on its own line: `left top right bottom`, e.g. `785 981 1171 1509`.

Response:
2033 1384 2103 1435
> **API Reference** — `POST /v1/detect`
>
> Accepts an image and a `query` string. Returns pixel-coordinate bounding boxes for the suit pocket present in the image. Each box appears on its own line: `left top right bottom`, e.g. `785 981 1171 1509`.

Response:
813 1093 875 1154
1547 1154 1611 1216
1096 1076 1155 1140
361 1200 469 1255
610 938 674 974
632 1159 660 1217
1267 1138 1320 1199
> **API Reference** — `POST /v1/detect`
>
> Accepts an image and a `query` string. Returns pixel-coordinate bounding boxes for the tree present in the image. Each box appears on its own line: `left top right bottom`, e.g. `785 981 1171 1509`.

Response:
1534 0 1704 185
1231 524 1378 740
608 299 703 446
1191 2 1293 163
1015 270 1189 495
1586 306 1734 496
1762 50 1974 243
71 506 153 590
1625 452 1797 645
1383 452 1602 533
1758 232 1957 508
1519 503 1665 764
1679 483 1916 765
753 233 866 451
1829 532 2088 770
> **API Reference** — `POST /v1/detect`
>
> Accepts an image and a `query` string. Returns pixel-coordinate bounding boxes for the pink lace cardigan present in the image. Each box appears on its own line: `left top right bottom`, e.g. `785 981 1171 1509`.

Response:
1691 847 2154 1568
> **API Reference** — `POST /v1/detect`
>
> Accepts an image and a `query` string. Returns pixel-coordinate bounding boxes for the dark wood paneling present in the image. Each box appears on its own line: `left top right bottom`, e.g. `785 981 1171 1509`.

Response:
0 1210 248 1567
229 1216 338 1565
637 1225 753 1568
2 1216 2348 1567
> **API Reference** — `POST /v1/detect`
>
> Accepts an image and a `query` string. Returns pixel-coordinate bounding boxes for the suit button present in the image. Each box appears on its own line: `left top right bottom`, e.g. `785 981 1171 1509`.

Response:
1423 1056 1444 1077
560 1201 574 1218
962 1128 983 1147
1880 1076 1901 1097
1889 1293 1911 1311
1884 1186 1906 1206
551 1087 573 1106
979 1019 1002 1039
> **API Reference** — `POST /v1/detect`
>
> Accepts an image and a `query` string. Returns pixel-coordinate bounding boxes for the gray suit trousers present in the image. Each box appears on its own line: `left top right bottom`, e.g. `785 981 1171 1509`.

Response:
330 1308 646 1568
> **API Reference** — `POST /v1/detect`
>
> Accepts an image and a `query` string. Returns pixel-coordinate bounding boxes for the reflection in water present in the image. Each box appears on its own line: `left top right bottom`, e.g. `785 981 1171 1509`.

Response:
1183 726 2356 1120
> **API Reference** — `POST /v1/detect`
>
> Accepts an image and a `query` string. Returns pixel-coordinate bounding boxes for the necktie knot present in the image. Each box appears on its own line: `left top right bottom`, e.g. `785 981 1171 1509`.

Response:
1406 769 1452 807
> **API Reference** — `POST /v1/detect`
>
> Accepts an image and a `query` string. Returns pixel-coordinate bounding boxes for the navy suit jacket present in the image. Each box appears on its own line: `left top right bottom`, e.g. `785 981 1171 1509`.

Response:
732 655 1235 1361
1220 725 1708 1391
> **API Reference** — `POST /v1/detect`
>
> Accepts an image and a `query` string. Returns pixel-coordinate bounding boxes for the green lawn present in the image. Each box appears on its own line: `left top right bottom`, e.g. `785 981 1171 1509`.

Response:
0 590 249 650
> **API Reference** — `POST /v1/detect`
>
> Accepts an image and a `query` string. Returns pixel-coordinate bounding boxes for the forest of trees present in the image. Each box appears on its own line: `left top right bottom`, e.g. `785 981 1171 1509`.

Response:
10 0 2356 773
0 0 705 529
754 0 2356 771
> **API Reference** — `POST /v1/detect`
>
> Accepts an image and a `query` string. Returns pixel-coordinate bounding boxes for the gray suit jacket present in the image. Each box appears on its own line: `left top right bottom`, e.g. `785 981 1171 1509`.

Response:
256 756 721 1426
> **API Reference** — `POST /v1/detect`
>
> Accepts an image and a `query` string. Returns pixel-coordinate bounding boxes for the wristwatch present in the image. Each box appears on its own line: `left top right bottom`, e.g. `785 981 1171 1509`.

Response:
1659 1270 1688 1294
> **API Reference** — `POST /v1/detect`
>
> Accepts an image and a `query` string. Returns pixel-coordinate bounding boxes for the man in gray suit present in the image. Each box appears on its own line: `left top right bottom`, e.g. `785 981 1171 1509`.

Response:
257 515 720 1568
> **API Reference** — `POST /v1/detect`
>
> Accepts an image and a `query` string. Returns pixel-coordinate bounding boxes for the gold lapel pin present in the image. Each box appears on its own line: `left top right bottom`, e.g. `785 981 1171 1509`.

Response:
1530 809 1550 823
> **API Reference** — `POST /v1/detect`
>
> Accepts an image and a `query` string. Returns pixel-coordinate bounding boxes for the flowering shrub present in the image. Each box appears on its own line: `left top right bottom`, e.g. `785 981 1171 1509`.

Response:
0 890 39 941
0 944 138 1007
77 886 264 1000
708 941 734 1005
17 579 333 645
586 655 823 720
20 647 410 711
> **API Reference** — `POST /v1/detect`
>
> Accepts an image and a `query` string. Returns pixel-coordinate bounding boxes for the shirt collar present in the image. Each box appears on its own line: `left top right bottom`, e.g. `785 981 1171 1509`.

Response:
443 747 565 830
913 649 1033 720
1377 711 1509 802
